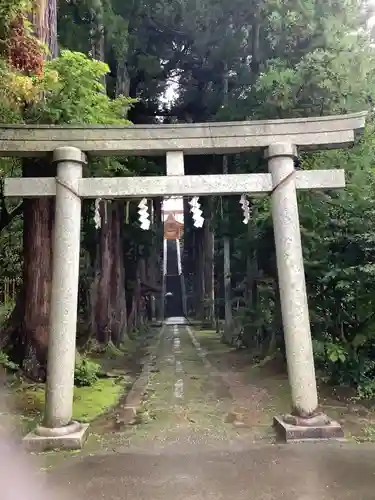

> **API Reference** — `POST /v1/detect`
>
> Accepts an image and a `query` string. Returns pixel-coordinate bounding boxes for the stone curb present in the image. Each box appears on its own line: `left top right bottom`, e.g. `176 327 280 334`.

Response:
115 326 164 427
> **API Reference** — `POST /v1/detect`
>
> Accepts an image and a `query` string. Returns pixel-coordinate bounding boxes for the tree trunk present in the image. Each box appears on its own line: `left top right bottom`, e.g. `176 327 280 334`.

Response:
195 229 206 319
223 233 233 339
30 0 58 59
2 162 55 379
246 206 258 313
1 0 58 378
90 0 105 64
222 66 233 340
203 199 215 325
116 59 130 97
89 10 129 345
146 246 158 320
91 201 127 345
109 202 127 343
21 193 54 378
93 201 112 344
1 189 54 380
127 263 142 333
154 199 164 320
183 197 193 316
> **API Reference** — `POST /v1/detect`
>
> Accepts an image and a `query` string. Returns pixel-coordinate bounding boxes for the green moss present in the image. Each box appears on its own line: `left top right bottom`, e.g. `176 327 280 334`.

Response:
73 378 125 422
14 377 127 430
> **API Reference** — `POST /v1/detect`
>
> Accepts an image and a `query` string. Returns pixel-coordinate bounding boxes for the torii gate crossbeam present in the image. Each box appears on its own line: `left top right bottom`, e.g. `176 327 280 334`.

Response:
1 111 367 449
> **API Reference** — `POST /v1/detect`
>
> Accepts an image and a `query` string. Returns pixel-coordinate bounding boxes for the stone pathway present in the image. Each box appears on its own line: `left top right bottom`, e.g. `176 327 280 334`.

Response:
115 321 245 449
39 322 375 498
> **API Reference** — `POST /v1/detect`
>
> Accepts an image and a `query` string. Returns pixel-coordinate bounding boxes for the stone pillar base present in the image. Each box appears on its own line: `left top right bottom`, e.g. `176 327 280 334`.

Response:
23 422 89 452
273 414 344 443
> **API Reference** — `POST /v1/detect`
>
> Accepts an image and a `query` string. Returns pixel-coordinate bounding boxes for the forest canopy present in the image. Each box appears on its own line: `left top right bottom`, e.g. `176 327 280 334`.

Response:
1 0 375 398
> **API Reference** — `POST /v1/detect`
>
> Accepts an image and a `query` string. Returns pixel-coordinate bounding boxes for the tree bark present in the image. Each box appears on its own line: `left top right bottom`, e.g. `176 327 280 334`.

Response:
246 205 258 313
90 0 105 64
91 201 127 345
127 262 143 333
154 198 164 320
21 192 54 377
93 201 112 344
203 199 215 325
88 7 129 345
222 67 233 340
109 202 127 343
30 0 58 59
194 229 206 319
2 158 55 380
1 0 58 378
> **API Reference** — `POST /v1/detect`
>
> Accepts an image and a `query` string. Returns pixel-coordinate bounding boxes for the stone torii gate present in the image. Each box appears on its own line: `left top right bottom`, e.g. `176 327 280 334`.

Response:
2 111 366 449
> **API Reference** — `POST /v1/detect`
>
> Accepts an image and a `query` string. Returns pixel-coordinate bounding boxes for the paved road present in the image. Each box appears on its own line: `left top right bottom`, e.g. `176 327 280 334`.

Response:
50 321 375 499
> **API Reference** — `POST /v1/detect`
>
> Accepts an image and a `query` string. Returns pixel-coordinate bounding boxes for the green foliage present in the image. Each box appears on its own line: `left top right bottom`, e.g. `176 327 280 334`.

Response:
313 335 375 400
2 0 375 398
25 51 134 125
74 356 101 387
0 0 30 22
0 156 23 278
0 0 30 46
293 117 375 397
0 350 19 371
0 61 25 123
0 50 136 290
170 0 375 400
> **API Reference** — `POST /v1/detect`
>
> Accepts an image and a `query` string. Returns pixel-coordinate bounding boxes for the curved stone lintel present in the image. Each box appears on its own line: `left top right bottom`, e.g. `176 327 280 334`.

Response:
0 111 367 157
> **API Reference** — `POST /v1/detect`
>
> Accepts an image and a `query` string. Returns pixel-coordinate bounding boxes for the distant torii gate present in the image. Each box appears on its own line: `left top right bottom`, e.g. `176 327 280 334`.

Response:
2 111 366 449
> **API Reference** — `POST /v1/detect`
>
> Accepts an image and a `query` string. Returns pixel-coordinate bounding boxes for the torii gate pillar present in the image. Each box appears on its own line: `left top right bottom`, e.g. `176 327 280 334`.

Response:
26 147 89 450
266 143 343 440
267 143 318 415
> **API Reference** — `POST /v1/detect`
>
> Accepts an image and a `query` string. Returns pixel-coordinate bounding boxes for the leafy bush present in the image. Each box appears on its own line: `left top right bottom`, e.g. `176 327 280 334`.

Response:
0 350 19 371
74 357 100 387
313 336 375 399
25 50 134 125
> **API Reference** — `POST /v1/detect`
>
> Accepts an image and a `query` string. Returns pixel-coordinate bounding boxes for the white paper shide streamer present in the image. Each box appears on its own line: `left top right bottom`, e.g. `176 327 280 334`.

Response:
189 196 204 228
240 194 251 224
138 198 150 230
94 198 102 229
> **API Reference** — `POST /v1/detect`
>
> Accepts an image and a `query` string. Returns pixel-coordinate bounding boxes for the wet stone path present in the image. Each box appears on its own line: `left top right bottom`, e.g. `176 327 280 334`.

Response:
50 321 375 500
121 321 246 449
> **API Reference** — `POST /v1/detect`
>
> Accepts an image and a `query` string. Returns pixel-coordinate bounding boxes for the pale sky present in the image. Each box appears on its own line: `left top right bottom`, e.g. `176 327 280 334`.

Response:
162 197 184 223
